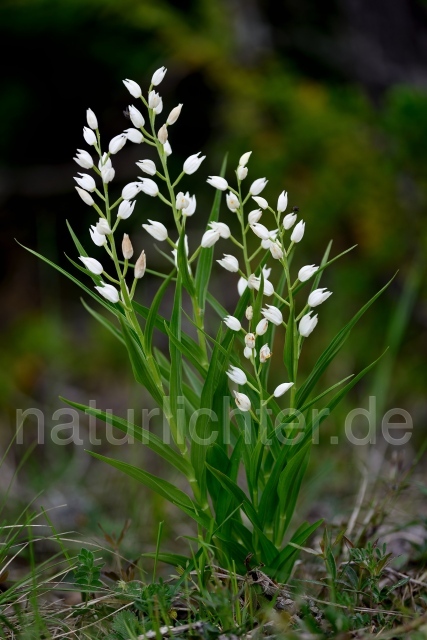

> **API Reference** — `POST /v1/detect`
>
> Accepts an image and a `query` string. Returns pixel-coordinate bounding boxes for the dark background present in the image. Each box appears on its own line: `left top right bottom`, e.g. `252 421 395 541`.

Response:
1 0 426 551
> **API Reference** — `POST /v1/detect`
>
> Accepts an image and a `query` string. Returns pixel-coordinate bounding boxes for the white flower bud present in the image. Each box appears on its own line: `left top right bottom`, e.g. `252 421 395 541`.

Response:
134 250 146 279
117 200 136 220
245 333 255 349
263 266 271 279
291 220 305 243
237 165 248 180
250 223 270 240
274 382 294 398
308 288 332 307
183 152 206 175
142 220 168 241
252 196 268 209
277 190 288 213
238 277 248 296
226 192 240 211
182 193 196 217
151 66 167 86
209 221 230 238
128 105 145 128
163 141 172 156
83 127 97 146
270 242 283 260
74 173 96 192
247 274 259 290
283 212 297 229
261 305 283 326
122 182 142 200
148 90 161 109
256 318 269 336
137 159 156 176
299 312 318 337
109 134 127 154
217 254 239 272
245 306 253 320
154 99 163 115
263 280 274 296
207 176 228 191
86 108 98 130
249 177 268 196
125 128 144 144
171 235 189 268
248 209 262 225
98 153 111 170
138 178 159 197
249 275 274 296
223 316 241 331
239 151 252 167
175 191 189 211
259 343 271 363
95 283 120 303
96 218 112 235
234 391 251 412
167 103 183 125
123 79 142 98
243 346 255 359
226 366 247 385
74 149 93 169
201 229 220 248
298 264 319 282
79 256 103 274
157 124 168 144
75 187 94 206
90 225 107 246
122 234 134 260
101 165 115 184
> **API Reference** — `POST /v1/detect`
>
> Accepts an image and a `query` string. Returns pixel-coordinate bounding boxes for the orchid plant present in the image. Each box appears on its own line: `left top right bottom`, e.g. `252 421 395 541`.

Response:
27 64 391 580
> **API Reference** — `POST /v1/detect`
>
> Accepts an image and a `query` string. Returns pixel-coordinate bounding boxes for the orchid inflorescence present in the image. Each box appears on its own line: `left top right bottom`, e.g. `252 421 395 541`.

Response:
73 65 333 416
31 62 388 578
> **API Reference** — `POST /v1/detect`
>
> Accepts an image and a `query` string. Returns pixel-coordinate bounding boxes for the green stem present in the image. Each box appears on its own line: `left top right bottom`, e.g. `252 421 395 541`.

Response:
148 107 209 364
275 212 299 408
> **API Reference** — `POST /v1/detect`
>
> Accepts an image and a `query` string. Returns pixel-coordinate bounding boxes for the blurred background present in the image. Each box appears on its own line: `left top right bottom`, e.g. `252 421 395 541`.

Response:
1 0 426 558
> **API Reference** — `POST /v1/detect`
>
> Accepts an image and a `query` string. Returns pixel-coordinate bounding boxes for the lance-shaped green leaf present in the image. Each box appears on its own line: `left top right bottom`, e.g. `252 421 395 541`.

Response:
292 244 357 299
18 242 122 318
165 324 207 377
88 451 211 530
275 444 311 541
273 519 323 581
62 398 193 477
81 299 125 345
257 411 306 527
119 317 163 406
206 463 262 531
195 154 227 313
66 220 89 260
252 526 280 566
144 270 175 354
183 361 203 396
140 552 189 568
283 305 297 382
296 276 396 407
177 226 195 297
134 300 207 375
190 326 235 500
207 437 243 527
295 350 388 457
168 273 185 445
